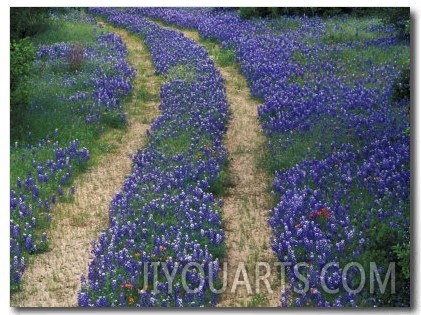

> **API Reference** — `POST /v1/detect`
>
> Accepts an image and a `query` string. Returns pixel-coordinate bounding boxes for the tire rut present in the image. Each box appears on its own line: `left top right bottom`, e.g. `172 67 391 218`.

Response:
10 24 160 307
156 25 280 307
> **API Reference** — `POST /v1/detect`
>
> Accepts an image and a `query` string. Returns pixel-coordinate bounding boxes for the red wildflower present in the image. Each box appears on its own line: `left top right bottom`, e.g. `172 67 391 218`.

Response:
120 283 133 289
316 207 332 218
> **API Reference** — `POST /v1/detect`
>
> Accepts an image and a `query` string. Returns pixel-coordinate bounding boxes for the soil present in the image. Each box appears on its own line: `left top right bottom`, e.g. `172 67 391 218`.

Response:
174 27 280 307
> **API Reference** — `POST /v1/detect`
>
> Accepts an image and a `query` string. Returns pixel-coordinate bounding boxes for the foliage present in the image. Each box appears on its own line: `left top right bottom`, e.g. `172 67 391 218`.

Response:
10 11 136 293
239 7 317 19
10 38 36 141
32 19 97 45
376 7 410 32
10 138 89 293
10 7 50 40
238 7 273 19
358 221 410 306
10 38 35 90
10 87 30 142
405 19 410 36
11 7 410 307
79 8 229 307
393 242 410 279
391 67 410 103
142 8 410 307
67 43 85 72
238 7 387 19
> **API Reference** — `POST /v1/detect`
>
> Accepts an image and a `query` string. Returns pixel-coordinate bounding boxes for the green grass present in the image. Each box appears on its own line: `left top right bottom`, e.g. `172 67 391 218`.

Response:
290 16 409 93
137 81 158 104
10 141 88 192
259 120 337 174
247 293 269 307
209 158 233 197
215 47 236 67
333 43 410 73
201 39 236 67
14 18 130 144
294 16 409 77
269 16 302 33
32 19 97 45
156 130 195 156
166 63 198 82
13 15 128 148
10 12 137 287
321 17 388 45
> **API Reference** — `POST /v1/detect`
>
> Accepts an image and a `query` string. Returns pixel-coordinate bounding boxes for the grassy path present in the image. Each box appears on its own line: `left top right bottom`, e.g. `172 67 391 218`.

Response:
155 23 280 307
11 24 160 307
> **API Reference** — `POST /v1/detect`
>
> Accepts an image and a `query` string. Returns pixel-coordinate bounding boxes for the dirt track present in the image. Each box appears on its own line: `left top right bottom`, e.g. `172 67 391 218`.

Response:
11 25 160 307
166 26 280 307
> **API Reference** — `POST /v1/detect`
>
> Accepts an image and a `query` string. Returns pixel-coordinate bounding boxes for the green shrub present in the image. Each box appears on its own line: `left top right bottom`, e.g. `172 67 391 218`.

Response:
405 19 410 37
67 43 85 72
374 7 410 37
10 38 35 90
10 7 50 40
10 38 35 141
391 67 410 103
239 7 271 19
238 7 372 20
379 8 410 27
238 7 411 21
359 221 410 306
393 242 410 279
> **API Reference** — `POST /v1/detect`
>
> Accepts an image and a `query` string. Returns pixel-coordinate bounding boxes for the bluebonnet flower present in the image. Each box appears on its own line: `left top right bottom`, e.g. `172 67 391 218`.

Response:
137 7 409 307
9 51 127 287
78 291 92 307
77 8 228 307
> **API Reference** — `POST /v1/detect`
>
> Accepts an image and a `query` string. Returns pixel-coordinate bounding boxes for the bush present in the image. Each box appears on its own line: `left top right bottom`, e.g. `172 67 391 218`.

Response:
379 7 410 28
359 221 410 306
238 7 376 19
10 7 50 40
237 7 411 21
239 7 271 19
10 38 35 90
374 7 410 37
67 43 85 72
10 38 35 141
393 242 410 280
391 67 410 103
405 19 410 37
239 7 315 19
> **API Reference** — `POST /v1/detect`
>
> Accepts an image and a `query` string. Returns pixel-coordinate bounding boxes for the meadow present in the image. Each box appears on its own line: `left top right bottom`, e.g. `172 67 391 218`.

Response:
10 8 410 307
10 10 136 293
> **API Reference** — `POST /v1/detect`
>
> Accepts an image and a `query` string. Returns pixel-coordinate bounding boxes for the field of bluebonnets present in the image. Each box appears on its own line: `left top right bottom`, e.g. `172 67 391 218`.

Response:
10 11 137 292
10 8 410 307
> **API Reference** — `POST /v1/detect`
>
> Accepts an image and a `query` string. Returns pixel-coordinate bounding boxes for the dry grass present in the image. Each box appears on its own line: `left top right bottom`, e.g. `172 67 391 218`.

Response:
178 28 280 307
10 23 160 307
